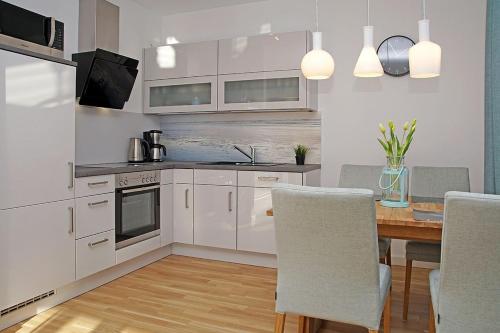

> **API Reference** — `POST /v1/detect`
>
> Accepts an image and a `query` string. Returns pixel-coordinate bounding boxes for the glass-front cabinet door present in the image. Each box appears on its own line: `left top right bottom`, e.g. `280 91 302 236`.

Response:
144 75 217 114
218 70 308 111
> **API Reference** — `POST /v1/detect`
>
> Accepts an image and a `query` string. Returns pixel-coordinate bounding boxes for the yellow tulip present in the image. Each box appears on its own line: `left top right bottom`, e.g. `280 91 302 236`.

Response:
403 121 409 131
379 123 386 134
388 120 395 131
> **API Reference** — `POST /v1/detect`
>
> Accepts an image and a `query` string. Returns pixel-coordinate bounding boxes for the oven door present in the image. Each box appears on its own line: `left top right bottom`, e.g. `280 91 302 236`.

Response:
115 185 160 249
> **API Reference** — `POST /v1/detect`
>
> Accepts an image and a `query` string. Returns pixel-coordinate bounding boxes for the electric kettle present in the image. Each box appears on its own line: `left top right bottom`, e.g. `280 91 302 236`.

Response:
128 138 149 163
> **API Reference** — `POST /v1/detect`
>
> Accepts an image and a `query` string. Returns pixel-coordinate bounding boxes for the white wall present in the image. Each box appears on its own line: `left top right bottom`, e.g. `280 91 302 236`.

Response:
160 0 487 193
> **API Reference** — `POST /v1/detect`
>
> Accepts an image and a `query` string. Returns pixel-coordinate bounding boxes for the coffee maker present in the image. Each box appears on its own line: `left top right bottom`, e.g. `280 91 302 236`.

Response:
143 130 167 162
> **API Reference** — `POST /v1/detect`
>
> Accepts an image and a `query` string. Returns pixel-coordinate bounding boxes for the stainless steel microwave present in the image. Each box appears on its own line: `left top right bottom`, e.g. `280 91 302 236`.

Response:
0 0 64 58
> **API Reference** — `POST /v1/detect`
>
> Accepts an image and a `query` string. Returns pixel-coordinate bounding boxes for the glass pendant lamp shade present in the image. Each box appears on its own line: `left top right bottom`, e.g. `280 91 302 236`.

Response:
354 26 383 77
409 19 441 78
301 32 335 80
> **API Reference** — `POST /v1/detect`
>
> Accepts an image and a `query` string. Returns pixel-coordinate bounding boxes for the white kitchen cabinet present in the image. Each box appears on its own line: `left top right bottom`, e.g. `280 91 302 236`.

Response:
218 70 316 111
237 171 303 254
0 199 76 310
194 169 237 186
0 49 75 210
237 187 276 254
76 230 116 280
174 169 194 184
194 184 237 249
75 175 115 198
144 40 218 80
218 31 308 74
161 169 174 185
173 183 194 244
144 75 218 114
238 171 303 187
75 193 115 239
160 184 173 246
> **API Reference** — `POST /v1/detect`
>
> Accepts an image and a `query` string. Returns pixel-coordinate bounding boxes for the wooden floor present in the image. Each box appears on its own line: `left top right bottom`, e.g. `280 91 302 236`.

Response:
3 255 431 333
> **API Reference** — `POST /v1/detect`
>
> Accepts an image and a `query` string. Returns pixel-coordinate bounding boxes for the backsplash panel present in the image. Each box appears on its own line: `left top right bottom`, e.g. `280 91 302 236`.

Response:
159 112 320 164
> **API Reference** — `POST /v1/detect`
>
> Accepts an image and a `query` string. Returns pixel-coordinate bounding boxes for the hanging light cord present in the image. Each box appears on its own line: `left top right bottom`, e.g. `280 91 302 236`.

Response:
315 0 319 32
422 0 427 20
367 0 370 26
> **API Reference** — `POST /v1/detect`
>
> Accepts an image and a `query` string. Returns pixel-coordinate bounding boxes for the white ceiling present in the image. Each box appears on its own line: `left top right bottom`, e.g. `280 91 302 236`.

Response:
132 0 268 16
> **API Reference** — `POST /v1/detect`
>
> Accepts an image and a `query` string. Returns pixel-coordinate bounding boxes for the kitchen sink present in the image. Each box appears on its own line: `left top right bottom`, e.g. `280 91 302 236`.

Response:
197 161 283 166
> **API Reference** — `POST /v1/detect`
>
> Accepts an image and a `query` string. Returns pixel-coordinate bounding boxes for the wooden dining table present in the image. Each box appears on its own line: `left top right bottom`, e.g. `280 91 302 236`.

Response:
266 199 444 242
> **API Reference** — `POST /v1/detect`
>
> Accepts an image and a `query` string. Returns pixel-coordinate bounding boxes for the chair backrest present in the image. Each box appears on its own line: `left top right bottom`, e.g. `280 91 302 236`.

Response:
411 166 470 202
338 164 384 196
437 192 500 332
271 184 382 328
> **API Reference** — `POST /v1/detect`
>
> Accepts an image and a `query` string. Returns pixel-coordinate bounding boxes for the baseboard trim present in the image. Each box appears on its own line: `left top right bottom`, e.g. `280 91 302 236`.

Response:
172 243 277 268
0 246 172 331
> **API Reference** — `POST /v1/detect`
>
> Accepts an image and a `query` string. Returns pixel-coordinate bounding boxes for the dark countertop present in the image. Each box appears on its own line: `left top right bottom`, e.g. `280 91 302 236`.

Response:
75 161 321 178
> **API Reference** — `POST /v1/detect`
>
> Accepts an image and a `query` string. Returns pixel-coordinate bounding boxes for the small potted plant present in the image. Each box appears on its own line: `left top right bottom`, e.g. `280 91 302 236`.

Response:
294 144 309 165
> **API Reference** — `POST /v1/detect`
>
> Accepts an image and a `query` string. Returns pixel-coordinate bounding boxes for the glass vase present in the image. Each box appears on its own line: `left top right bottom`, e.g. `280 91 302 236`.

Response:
379 156 409 208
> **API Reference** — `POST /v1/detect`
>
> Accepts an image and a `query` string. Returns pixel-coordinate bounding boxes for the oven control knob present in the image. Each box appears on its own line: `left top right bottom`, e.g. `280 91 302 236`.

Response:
142 178 145 183
119 181 123 186
124 179 128 185
149 177 154 182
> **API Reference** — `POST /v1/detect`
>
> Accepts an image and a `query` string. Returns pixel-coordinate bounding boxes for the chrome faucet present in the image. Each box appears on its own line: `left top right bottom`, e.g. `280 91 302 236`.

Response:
234 145 256 164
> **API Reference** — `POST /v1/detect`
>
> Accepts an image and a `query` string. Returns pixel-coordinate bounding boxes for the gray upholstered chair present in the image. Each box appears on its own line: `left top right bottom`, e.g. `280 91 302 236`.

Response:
338 164 392 266
404 166 470 320
428 192 500 333
271 184 391 333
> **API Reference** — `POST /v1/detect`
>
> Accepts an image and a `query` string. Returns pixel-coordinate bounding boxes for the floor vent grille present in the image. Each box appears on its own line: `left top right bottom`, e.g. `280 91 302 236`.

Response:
1 290 55 317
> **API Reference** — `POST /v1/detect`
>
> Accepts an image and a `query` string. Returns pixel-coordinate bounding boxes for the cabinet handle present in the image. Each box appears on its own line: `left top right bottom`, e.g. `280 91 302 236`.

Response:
88 200 109 207
68 162 74 189
88 181 109 187
258 176 280 181
228 191 233 212
185 188 189 209
88 238 109 248
68 207 74 234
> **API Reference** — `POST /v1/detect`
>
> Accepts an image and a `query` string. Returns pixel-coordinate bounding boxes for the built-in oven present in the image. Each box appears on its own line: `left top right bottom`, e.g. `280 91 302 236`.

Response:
115 170 161 249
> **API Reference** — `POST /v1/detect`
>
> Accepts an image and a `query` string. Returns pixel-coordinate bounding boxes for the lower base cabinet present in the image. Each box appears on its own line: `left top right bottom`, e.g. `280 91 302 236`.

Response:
237 187 276 254
76 230 116 280
173 183 193 244
0 199 76 310
160 184 174 246
194 184 236 249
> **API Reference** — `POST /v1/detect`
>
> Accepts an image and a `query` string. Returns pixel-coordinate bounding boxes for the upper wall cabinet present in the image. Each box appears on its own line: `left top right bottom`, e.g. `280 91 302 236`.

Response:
143 41 218 114
218 31 307 74
143 31 317 114
144 76 218 114
144 40 218 80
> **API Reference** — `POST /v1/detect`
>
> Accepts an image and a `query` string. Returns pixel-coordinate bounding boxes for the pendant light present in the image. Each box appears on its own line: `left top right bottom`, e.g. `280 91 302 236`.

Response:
409 0 441 78
353 0 383 77
301 0 334 80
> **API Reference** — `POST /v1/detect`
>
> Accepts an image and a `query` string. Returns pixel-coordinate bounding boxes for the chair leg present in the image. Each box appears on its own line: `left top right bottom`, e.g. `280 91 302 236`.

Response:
274 313 286 333
386 246 392 266
429 297 436 333
383 290 391 333
298 316 310 333
403 259 413 321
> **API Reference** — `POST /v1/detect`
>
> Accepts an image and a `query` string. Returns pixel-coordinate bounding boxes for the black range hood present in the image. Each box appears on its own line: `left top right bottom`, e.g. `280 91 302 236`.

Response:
72 48 138 109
